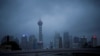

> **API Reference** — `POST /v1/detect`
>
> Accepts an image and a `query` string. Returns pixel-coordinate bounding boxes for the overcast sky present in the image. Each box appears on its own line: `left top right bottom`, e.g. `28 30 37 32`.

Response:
0 0 100 47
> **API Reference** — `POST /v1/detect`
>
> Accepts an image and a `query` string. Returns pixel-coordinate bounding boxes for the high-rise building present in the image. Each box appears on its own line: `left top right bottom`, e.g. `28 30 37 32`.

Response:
87 40 92 48
54 32 62 49
20 34 28 50
91 35 97 47
72 36 80 48
49 41 53 49
29 35 37 49
74 36 80 43
63 32 70 48
54 32 59 49
37 19 43 49
70 36 73 48
14 37 19 45
80 36 87 48
59 36 63 48
1 35 14 43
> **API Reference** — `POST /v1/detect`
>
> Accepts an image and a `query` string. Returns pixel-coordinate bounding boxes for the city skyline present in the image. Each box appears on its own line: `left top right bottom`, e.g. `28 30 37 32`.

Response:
0 0 100 47
0 19 99 48
0 31 98 50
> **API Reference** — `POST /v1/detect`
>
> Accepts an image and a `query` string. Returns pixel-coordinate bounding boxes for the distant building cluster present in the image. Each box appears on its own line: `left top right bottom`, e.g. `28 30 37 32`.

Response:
0 19 43 50
20 19 44 50
0 35 21 51
20 34 37 50
52 32 98 49
0 20 99 51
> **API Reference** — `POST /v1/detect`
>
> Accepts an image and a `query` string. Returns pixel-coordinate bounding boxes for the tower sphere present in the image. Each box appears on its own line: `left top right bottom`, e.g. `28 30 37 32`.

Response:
38 19 43 26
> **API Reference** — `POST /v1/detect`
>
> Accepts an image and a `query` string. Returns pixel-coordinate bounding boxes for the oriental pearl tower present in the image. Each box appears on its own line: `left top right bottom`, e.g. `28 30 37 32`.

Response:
37 19 43 49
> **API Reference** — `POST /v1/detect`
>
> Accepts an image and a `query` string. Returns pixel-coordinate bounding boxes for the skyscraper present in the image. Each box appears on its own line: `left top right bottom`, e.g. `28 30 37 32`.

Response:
80 36 87 48
49 41 53 49
20 34 28 50
14 37 19 45
29 35 37 49
91 35 97 47
72 36 80 48
74 36 80 43
54 32 59 49
63 32 70 48
37 19 43 49
59 36 63 48
54 32 62 49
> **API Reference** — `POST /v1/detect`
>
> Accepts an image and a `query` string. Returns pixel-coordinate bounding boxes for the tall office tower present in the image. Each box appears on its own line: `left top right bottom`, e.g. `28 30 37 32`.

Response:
49 41 53 49
37 19 43 49
59 36 63 48
1 35 14 43
54 32 59 49
80 36 87 48
91 35 97 47
54 32 62 49
74 36 80 43
29 35 37 49
63 32 70 48
72 36 80 48
14 37 19 44
70 36 73 48
20 34 28 50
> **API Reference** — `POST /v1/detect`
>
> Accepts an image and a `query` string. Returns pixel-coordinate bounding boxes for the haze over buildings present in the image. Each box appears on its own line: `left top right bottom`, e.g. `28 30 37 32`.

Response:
0 0 100 48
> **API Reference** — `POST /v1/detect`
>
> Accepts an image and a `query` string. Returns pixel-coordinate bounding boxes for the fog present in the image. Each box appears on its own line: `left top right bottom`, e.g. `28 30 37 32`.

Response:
0 0 100 47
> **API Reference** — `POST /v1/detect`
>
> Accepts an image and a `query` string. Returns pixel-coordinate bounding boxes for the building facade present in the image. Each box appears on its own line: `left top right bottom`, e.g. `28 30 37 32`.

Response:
91 35 97 47
63 32 70 48
20 34 28 50
54 32 62 49
80 36 87 48
29 35 37 49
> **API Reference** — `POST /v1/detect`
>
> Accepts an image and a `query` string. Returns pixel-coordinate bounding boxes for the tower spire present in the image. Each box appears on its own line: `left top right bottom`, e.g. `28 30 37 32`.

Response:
37 19 43 49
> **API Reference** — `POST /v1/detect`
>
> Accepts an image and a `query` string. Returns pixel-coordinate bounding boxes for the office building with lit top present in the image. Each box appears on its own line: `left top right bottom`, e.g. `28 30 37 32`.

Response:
20 34 28 50
91 35 97 47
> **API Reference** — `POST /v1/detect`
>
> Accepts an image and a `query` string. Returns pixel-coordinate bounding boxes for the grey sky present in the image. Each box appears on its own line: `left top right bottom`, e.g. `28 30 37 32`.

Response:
0 0 100 47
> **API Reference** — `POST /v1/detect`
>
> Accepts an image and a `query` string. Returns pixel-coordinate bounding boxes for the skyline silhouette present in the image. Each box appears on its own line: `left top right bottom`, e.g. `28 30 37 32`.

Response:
0 0 100 50
0 31 98 50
